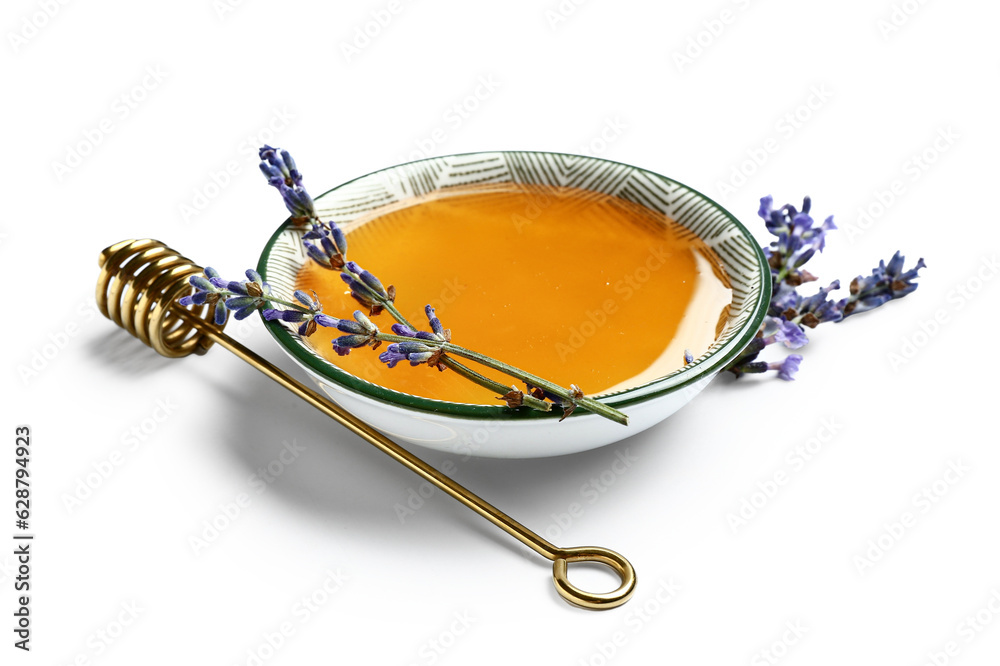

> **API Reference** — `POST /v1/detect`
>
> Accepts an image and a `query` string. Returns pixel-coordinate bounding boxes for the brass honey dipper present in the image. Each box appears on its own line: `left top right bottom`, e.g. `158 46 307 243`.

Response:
96 238 636 610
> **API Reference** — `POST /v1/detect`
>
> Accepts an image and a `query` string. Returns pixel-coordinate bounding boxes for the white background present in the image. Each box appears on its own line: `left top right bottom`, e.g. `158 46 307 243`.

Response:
3 0 999 664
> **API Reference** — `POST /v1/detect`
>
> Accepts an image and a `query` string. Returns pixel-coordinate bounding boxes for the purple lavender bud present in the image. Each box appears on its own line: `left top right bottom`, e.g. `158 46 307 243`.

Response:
768 211 787 233
792 212 814 231
758 195 774 221
812 299 843 324
773 318 809 349
346 261 388 299
340 273 371 306
897 257 926 283
885 251 906 276
232 306 257 321
259 162 284 187
280 149 302 187
225 296 256 310
337 319 366 335
425 305 445 338
352 311 377 334
300 222 346 270
396 341 435 355
213 300 228 326
293 290 322 312
379 341 440 368
330 224 347 256
258 145 315 218
851 293 894 314
684 349 694 364
770 283 802 316
770 354 803 381
334 334 369 349
379 348 408 368
407 351 436 365
190 276 214 291
178 295 196 307
305 242 331 267
227 281 248 295
392 324 418 337
359 269 387 298
320 234 338 261
314 314 338 328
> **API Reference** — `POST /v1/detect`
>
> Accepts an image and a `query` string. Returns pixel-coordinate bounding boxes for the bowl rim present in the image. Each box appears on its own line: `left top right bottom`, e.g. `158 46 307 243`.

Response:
257 150 771 422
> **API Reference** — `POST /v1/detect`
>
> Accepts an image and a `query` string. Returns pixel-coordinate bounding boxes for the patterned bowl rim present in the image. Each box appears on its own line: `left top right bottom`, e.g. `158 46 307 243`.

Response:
257 150 771 422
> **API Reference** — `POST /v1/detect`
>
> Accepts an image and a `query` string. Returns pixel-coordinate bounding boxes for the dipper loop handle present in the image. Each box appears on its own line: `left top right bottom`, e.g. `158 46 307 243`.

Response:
96 238 637 610
552 547 636 610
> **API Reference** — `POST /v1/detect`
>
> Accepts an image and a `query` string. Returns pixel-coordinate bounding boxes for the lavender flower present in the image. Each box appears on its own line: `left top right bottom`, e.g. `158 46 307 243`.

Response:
262 289 339 336
222 269 273 320
178 267 229 325
341 261 395 315
841 252 926 317
379 341 441 368
758 195 836 288
390 323 440 342
379 305 449 370
765 316 809 349
332 311 380 356
769 355 802 381
302 221 347 270
259 145 315 219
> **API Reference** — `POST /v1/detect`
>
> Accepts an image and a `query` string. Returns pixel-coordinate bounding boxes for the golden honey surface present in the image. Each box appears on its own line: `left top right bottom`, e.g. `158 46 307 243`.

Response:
296 184 731 404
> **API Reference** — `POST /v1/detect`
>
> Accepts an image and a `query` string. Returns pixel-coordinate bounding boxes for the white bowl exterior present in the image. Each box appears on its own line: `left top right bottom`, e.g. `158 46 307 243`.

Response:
279 344 716 458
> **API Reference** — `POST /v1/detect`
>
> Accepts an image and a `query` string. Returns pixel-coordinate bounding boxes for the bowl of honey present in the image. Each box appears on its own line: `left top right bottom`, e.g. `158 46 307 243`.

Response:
258 152 770 458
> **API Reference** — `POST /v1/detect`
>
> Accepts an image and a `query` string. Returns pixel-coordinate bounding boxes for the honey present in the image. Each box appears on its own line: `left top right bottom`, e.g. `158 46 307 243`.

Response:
295 183 732 404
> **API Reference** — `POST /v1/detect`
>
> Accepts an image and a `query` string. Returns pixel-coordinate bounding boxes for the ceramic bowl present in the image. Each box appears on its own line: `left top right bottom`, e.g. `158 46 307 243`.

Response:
258 151 769 458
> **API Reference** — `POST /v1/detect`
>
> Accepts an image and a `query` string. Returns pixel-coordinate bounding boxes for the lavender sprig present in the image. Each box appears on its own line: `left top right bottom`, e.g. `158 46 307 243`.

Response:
727 196 925 380
256 147 619 421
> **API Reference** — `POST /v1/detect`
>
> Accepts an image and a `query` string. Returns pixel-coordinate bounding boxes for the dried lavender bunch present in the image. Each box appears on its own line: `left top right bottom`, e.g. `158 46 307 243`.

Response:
726 196 925 380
